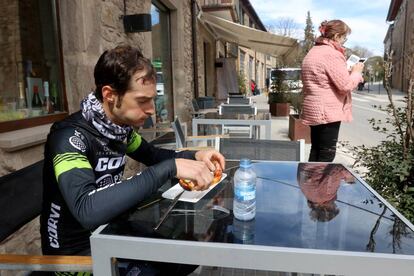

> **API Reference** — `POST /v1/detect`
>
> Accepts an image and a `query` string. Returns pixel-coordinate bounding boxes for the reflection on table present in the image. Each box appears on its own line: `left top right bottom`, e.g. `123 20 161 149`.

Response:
91 162 414 275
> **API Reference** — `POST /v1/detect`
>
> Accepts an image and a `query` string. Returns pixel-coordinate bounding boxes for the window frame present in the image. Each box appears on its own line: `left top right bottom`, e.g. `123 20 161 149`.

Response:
0 0 68 133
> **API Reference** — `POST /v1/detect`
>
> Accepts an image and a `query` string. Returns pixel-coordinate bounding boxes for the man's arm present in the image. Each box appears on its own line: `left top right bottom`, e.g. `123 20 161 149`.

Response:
48 129 178 230
126 131 196 165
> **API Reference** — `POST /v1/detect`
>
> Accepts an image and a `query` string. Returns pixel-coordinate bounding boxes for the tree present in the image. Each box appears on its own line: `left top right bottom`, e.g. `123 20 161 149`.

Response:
303 11 315 55
365 56 385 82
266 17 301 38
348 46 374 59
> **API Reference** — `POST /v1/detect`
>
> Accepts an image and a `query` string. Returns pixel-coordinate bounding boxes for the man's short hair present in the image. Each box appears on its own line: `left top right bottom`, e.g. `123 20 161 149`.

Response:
94 45 156 101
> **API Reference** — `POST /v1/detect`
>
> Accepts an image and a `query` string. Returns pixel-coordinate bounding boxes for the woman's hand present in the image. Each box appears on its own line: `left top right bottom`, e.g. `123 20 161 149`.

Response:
351 62 364 74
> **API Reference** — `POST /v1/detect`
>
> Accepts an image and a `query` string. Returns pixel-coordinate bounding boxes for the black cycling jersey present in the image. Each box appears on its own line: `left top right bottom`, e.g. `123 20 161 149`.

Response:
40 111 195 255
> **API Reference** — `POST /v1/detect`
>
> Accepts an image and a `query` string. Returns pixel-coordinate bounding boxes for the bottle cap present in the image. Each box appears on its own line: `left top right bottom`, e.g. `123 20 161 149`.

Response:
239 158 252 168
43 81 49 96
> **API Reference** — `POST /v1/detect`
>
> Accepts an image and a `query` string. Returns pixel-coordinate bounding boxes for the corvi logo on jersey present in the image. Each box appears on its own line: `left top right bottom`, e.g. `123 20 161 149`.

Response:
69 136 87 152
95 156 126 172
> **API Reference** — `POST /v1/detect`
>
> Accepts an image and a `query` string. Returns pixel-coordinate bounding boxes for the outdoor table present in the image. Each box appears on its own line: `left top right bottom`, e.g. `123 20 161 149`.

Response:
192 111 271 139
90 161 414 275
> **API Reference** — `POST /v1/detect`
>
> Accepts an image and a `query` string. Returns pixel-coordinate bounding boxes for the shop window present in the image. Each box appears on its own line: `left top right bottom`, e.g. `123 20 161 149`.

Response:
239 51 245 75
0 0 66 132
151 1 172 124
249 56 254 81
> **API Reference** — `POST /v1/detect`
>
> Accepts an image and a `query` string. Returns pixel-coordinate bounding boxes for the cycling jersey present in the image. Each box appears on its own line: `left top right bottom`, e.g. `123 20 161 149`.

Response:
40 111 195 255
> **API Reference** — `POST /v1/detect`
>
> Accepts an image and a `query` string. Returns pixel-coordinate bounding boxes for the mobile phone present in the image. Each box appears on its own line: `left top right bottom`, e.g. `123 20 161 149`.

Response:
359 58 367 63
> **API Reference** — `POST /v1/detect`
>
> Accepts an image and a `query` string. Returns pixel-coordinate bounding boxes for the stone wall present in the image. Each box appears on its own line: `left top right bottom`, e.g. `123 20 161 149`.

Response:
0 0 19 101
171 0 195 123
58 0 150 114
390 0 414 92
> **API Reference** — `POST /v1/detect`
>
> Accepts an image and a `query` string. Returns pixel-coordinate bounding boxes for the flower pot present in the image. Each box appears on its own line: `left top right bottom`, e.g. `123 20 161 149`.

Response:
270 102 290 117
289 114 311 143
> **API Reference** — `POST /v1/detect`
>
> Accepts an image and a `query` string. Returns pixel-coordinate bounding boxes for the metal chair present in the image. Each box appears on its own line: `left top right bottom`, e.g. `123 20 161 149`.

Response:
171 117 227 150
217 138 305 162
137 117 176 148
191 98 217 118
218 104 257 138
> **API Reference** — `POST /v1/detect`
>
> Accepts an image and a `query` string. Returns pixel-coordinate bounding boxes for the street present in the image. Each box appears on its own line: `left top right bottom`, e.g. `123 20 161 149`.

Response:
337 82 406 166
254 82 407 167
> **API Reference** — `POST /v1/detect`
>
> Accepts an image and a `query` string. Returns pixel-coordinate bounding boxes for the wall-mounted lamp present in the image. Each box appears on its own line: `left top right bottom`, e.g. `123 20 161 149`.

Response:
121 0 151 33
122 14 152 33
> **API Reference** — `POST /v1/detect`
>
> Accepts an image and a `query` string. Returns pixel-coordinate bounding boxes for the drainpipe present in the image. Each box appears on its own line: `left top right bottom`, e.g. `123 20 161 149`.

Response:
191 0 199 98
401 0 408 92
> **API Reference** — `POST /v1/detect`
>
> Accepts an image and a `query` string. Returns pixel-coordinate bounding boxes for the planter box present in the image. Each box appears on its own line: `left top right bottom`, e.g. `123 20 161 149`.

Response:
270 102 290 117
289 114 311 143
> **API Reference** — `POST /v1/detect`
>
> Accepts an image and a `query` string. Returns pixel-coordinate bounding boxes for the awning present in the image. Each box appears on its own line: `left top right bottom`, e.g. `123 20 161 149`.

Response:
199 12 299 63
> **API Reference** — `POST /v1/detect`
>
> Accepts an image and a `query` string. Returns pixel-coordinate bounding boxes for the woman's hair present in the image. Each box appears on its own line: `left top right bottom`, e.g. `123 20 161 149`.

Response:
93 45 155 102
319 20 351 40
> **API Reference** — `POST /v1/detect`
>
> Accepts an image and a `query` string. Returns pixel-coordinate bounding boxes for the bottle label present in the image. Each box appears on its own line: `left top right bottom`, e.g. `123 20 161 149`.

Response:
235 185 255 201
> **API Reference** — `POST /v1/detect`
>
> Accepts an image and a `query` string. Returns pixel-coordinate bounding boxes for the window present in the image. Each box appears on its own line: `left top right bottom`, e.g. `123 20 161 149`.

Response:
239 6 245 25
248 56 254 81
239 50 245 75
0 0 66 132
151 1 172 124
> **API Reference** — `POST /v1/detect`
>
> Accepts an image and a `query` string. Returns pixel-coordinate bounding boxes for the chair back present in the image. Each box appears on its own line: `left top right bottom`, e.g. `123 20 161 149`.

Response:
228 93 244 98
219 104 257 115
191 98 200 112
227 97 251 104
143 116 154 128
171 117 186 148
218 138 305 161
0 160 44 241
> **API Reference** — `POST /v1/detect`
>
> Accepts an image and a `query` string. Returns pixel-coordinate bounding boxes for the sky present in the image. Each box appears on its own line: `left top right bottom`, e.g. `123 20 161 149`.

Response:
249 0 392 56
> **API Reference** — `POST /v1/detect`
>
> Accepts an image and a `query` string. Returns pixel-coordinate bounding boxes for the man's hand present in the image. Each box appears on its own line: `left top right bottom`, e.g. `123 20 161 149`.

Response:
194 149 226 172
175 159 214 191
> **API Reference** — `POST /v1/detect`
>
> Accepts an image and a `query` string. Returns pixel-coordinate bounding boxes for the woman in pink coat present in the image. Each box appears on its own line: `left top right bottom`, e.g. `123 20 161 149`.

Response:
301 20 364 162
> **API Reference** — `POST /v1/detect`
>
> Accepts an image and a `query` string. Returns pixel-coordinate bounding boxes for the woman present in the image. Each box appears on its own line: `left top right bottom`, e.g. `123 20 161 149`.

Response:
301 20 364 162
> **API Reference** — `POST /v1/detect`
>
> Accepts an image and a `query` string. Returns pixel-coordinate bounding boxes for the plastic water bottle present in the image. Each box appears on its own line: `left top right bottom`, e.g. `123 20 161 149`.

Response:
233 217 255 244
233 159 256 221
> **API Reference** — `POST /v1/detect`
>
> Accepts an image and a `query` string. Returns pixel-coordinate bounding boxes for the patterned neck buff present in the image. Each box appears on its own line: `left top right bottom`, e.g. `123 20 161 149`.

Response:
80 92 132 142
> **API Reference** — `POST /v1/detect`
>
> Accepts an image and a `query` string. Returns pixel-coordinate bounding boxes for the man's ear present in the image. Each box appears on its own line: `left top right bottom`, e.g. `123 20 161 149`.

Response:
102 85 116 104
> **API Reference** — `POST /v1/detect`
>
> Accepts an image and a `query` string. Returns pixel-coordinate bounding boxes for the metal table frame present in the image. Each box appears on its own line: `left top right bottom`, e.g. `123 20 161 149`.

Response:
90 164 414 275
192 113 272 139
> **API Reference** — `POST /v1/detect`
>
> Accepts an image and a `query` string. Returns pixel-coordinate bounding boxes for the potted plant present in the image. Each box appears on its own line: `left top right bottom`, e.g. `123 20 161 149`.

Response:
268 74 291 117
237 71 247 95
288 91 311 143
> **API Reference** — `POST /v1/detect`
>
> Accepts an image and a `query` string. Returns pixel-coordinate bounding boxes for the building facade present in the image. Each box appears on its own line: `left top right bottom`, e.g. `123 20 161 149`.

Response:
385 0 414 92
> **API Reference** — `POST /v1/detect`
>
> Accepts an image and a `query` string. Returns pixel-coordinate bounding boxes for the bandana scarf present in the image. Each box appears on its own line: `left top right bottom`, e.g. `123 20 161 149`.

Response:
315 36 346 56
80 92 132 142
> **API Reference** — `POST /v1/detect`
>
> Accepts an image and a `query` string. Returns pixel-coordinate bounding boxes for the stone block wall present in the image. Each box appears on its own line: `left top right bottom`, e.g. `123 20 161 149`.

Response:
0 0 20 100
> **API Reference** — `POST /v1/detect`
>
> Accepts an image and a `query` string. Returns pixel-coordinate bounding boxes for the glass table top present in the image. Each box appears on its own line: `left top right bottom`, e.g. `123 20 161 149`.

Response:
101 162 414 255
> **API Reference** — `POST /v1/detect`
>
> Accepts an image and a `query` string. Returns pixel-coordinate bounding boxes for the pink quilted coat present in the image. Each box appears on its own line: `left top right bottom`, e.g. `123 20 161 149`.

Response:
300 39 363 126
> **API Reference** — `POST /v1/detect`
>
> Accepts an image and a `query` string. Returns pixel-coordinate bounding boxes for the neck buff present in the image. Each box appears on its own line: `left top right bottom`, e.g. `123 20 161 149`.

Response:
80 92 132 142
315 36 346 56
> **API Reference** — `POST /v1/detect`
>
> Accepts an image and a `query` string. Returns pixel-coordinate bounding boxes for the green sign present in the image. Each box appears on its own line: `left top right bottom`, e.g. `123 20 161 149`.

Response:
152 60 162 69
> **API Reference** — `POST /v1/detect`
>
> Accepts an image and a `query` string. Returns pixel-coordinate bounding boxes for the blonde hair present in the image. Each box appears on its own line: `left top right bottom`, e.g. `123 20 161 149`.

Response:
319 20 351 39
